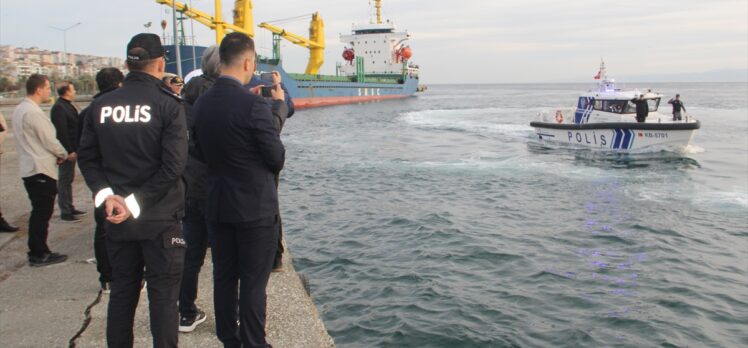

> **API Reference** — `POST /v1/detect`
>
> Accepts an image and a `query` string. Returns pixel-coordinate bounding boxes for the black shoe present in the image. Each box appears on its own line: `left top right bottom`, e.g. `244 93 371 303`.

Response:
272 259 284 273
61 214 82 223
179 310 208 333
0 218 19 232
100 281 111 294
29 252 68 267
72 209 89 217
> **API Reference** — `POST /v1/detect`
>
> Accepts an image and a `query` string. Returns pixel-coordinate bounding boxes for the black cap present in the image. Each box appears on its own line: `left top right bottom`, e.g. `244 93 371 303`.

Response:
126 33 165 62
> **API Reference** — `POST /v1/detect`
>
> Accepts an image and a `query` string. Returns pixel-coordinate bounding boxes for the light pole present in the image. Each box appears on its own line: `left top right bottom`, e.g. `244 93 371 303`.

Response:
50 22 81 76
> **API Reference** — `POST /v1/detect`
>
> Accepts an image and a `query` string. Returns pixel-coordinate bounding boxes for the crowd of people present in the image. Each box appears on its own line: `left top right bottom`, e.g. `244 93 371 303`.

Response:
2 32 293 347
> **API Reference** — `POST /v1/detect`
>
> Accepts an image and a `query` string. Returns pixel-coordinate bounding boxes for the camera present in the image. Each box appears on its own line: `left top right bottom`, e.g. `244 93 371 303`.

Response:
260 72 274 82
260 85 274 98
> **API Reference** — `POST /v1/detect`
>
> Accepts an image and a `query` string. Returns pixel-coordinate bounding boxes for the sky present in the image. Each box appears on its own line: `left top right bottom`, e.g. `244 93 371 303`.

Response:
1 0 746 83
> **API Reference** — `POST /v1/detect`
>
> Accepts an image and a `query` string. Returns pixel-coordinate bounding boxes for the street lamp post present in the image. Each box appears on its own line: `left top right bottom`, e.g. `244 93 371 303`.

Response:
50 22 81 77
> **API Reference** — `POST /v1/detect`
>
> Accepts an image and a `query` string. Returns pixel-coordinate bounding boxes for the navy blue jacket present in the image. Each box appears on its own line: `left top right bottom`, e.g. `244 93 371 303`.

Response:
193 76 285 223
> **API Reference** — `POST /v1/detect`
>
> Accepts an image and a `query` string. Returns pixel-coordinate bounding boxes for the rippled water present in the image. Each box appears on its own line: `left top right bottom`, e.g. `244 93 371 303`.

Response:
278 83 748 347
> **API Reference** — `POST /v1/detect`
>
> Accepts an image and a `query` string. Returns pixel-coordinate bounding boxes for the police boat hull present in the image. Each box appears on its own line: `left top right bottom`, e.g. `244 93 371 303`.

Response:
531 61 701 152
531 118 700 152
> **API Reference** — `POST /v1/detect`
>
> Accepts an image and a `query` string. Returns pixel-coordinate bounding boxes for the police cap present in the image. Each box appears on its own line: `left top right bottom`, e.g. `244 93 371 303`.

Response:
126 33 165 62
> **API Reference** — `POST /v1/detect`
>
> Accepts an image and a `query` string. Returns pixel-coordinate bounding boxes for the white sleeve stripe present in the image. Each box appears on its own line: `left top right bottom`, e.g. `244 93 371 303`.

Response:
124 194 141 219
94 188 114 208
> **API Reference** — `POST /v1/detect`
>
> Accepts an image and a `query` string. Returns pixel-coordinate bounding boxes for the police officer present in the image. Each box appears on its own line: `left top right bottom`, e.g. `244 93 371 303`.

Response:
78 33 188 348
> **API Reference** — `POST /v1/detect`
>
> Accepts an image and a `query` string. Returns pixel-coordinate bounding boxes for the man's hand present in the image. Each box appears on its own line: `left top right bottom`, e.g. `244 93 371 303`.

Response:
271 71 282 84
104 195 132 224
56 157 65 165
67 152 77 162
250 85 262 95
270 84 285 101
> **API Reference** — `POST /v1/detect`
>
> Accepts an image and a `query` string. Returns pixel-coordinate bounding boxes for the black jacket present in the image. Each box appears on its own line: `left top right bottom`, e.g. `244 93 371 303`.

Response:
668 99 686 113
78 72 188 237
193 76 285 223
183 74 288 200
182 74 215 200
51 97 80 153
631 99 649 118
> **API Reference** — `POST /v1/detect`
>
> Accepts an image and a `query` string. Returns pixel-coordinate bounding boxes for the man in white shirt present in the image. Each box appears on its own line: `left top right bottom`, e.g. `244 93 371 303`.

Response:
12 74 72 267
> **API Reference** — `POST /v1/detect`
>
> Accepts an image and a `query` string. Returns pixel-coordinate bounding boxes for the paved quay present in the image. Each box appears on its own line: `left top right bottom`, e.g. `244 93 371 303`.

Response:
0 108 335 347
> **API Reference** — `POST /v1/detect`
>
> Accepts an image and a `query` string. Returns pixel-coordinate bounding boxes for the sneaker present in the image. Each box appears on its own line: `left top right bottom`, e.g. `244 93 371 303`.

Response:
179 310 208 333
101 281 111 294
0 218 19 233
72 209 89 217
61 214 81 223
29 252 68 267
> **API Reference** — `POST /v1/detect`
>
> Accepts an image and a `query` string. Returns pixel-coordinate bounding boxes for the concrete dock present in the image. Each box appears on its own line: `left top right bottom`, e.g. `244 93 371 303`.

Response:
0 108 335 347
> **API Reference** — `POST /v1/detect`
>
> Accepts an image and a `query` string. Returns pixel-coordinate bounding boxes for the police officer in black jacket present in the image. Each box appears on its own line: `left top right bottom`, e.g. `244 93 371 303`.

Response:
193 32 284 348
78 33 188 348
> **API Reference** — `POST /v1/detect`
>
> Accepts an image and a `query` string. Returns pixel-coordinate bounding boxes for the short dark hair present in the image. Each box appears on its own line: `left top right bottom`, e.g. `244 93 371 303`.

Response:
26 74 49 95
56 81 73 97
676 94 680 98
219 32 255 66
96 67 125 91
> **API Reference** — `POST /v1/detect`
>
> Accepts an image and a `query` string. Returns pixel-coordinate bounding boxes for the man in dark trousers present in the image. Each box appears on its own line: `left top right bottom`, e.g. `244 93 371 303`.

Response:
193 32 285 348
631 94 649 123
78 33 188 348
177 44 220 333
78 67 125 293
668 94 687 121
51 81 87 222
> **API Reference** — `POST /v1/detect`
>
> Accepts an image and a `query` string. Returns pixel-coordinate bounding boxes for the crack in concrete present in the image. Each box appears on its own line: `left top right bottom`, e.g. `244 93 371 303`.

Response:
68 290 103 348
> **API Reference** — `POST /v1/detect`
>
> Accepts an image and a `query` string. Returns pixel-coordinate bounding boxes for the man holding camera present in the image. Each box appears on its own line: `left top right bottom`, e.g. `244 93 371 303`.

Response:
193 32 285 348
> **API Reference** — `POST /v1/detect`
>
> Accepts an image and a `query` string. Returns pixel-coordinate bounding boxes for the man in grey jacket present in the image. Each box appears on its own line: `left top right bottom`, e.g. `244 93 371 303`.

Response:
12 74 72 266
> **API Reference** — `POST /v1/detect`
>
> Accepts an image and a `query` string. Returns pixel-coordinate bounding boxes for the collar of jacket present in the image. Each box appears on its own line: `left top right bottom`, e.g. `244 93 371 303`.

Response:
93 87 118 99
216 75 244 87
124 71 164 87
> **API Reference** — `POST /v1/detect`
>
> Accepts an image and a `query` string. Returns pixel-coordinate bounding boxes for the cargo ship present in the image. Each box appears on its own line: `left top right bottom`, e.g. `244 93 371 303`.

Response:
157 0 424 109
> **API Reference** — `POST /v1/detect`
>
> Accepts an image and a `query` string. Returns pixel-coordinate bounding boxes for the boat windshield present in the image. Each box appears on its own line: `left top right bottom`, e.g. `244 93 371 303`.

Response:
622 97 660 114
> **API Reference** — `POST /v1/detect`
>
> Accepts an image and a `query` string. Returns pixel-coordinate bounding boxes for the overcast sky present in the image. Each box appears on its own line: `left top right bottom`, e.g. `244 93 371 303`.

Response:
1 0 746 83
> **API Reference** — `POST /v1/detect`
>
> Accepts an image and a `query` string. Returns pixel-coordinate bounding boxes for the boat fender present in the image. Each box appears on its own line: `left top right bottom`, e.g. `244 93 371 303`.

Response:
555 110 564 124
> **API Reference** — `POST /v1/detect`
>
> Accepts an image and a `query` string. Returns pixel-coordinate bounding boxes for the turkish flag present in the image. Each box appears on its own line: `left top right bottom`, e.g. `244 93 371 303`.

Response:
594 70 601 80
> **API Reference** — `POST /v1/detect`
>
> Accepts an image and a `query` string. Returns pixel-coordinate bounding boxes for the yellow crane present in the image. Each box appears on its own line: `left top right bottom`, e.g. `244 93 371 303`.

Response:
154 0 325 75
258 13 324 75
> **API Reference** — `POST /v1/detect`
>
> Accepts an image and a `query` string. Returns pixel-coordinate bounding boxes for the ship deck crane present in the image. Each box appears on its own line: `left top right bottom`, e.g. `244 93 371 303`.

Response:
258 13 324 75
155 0 325 75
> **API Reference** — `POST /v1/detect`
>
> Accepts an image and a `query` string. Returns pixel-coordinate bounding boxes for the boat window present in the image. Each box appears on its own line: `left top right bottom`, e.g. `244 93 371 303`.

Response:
622 97 660 113
593 100 627 113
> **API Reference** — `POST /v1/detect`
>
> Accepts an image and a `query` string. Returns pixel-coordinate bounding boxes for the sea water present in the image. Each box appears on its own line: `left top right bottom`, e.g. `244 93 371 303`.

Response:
279 83 748 347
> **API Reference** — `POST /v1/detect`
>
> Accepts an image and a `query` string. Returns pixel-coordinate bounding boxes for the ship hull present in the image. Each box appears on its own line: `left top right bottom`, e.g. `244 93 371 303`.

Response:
258 61 419 109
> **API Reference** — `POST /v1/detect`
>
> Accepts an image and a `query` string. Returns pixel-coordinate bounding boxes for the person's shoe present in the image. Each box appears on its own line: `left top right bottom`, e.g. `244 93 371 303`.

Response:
60 214 81 223
272 259 284 273
71 209 89 217
101 281 111 294
0 218 19 232
179 310 208 333
29 252 68 267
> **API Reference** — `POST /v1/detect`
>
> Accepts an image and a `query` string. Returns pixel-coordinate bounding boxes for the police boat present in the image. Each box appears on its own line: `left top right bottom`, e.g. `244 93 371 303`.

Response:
530 61 700 152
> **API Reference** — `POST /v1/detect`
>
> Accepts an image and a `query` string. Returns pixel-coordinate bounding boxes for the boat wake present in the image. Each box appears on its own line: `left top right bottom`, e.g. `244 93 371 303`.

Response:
401 108 534 138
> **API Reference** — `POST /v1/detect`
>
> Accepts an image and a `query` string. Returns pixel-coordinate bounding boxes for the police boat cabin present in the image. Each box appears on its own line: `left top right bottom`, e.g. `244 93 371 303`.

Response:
530 61 700 152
